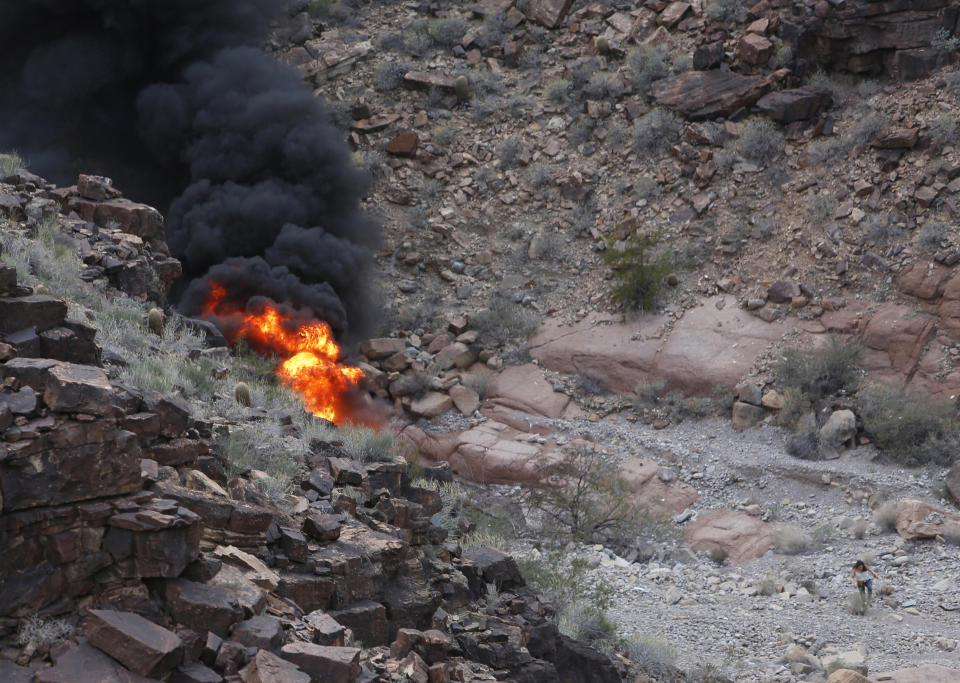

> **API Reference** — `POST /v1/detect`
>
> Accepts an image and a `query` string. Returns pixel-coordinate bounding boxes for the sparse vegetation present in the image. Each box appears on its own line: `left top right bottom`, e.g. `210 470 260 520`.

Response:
927 114 959 147
772 524 812 555
705 0 746 24
873 500 899 532
806 192 837 223
738 118 784 165
633 108 682 156
496 136 524 168
545 78 572 105
845 590 868 615
339 426 395 463
427 16 468 46
756 573 779 596
857 383 960 465
17 615 72 650
527 162 553 189
604 230 673 312
470 291 540 346
0 150 24 177
775 335 863 403
627 45 670 94
373 61 410 92
916 220 948 252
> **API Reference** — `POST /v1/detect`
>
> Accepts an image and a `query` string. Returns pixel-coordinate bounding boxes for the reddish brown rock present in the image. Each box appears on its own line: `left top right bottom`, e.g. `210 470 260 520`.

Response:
0 294 67 334
86 609 184 677
77 174 119 201
739 33 773 64
618 458 699 517
279 643 361 683
653 70 769 120
241 650 310 683
402 71 455 92
386 132 419 157
35 643 155 683
486 364 572 419
43 362 115 415
303 513 342 542
163 579 245 637
525 0 573 28
230 615 284 650
869 664 960 683
756 87 832 123
897 262 951 300
448 384 480 416
305 610 346 646
861 304 936 375
686 510 772 562
658 2 690 28
462 547 525 589
410 392 453 418
360 338 405 359
895 499 960 540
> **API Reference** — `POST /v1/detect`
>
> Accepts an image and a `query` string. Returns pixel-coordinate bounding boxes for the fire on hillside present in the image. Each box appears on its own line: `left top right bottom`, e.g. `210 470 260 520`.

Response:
201 281 371 426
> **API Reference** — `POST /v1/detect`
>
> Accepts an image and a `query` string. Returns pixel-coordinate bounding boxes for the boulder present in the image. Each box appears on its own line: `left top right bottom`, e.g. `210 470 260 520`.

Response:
652 70 768 120
360 338 405 359
868 664 960 683
524 0 573 28
767 280 800 304
618 457 699 517
85 609 184 677
305 610 346 646
756 87 832 123
230 615 284 650
0 295 67 334
739 33 773 64
163 579 245 637
171 662 222 682
486 364 572 419
686 510 773 562
462 547 525 589
449 384 480 415
43 362 115 415
279 643 361 683
825 670 870 683
409 392 453 418
731 401 765 431
385 132 419 158
819 409 856 457
241 649 310 683
327 600 389 646
303 513 343 543
895 499 960 540
35 643 155 683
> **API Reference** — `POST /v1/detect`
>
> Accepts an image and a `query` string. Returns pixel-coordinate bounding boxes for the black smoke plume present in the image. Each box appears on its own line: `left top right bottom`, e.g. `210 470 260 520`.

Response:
0 0 378 338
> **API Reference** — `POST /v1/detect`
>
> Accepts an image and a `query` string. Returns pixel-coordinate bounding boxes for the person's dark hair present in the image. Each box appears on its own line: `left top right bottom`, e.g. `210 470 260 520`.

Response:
854 560 866 569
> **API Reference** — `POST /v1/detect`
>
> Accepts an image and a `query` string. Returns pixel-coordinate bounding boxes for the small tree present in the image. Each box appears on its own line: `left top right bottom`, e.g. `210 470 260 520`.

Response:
525 448 648 543
604 230 672 312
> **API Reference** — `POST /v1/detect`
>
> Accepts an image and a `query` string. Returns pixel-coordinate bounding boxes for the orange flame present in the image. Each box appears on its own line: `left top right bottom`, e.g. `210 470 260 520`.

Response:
201 282 366 425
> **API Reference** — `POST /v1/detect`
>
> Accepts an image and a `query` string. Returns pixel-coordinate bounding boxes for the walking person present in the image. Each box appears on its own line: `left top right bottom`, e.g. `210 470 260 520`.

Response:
851 560 878 606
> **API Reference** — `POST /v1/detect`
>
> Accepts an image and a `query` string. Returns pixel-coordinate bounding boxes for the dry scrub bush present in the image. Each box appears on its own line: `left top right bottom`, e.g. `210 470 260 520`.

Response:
857 383 960 465
756 573 779 596
845 591 868 615
772 524 812 555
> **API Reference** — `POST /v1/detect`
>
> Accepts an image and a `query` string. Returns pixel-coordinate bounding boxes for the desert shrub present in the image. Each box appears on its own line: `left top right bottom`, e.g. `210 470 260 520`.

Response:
17 615 72 649
786 413 822 459
862 212 901 245
844 108 887 150
706 0 746 23
604 230 672 312
216 423 303 494
569 118 595 145
408 206 429 230
686 663 731 683
634 175 661 200
0 150 23 177
738 118 784 165
496 136 524 167
774 44 794 68
775 335 863 402
434 125 456 148
524 448 651 543
428 16 468 46
845 590 868 615
566 604 617 644
806 192 837 223
471 293 540 346
623 636 679 680
873 500 897 531
519 45 543 70
633 380 667 411
470 95 502 122
756 573 779 596
377 31 405 52
772 524 812 555
627 45 670 94
672 53 693 74
633 108 681 156
373 61 410 92
857 383 960 465
307 0 354 25
606 122 630 149
504 94 529 118
545 78 572 105
851 518 868 539
811 523 834 544
946 71 960 98
527 162 553 188
477 12 508 47
576 374 609 395
339 426 395 462
807 71 849 104
583 72 615 100
709 547 728 564
928 115 959 147
856 79 881 99
570 57 602 93
405 28 434 57
916 220 948 252
932 27 960 52
420 178 443 199
568 200 597 234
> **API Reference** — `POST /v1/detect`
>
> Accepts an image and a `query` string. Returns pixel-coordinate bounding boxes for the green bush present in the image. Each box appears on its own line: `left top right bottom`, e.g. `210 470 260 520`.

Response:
774 335 863 402
471 292 540 346
604 230 672 312
339 426 395 463
857 383 960 465
0 150 24 177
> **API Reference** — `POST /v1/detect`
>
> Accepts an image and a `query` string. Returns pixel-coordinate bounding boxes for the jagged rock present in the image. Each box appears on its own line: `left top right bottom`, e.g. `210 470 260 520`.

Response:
212 545 279 590
767 280 800 303
653 70 769 119
360 338 405 359
402 71 455 92
279 643 361 683
618 458 699 516
86 609 184 677
241 650 310 683
303 513 343 542
0 386 37 414
163 579 245 637
895 499 960 540
329 600 389 646
739 33 772 64
462 547 525 589
410 392 453 418
731 401 765 431
171 662 223 683
872 127 919 149
525 0 573 28
305 610 346 646
386 132 419 157
870 664 960 682
757 87 832 122
0 295 67 333
693 41 725 70
230 615 284 650
77 174 119 201
826 670 871 683
35 643 155 683
819 409 856 458
0 265 18 294
448 384 480 416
